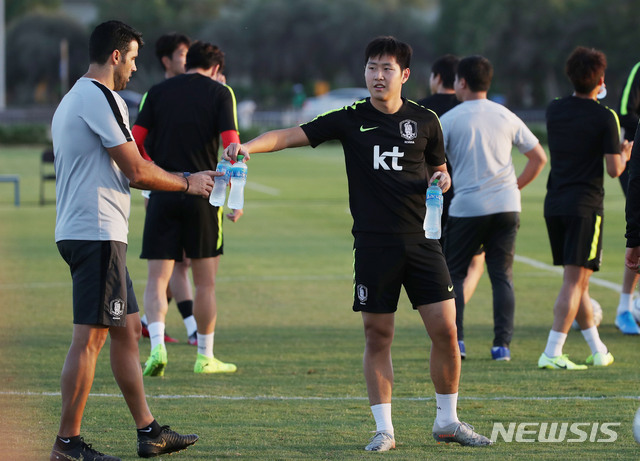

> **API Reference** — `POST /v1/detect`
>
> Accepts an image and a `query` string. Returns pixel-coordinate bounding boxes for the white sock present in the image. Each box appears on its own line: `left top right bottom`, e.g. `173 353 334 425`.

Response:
184 315 197 336
617 293 632 315
141 314 148 325
581 326 608 355
435 393 459 428
148 322 165 350
197 332 214 358
370 403 393 436
544 330 567 358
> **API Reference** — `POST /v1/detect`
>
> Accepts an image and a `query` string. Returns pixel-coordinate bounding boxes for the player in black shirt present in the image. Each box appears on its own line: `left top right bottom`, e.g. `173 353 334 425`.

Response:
614 61 640 332
224 36 491 451
539 47 631 370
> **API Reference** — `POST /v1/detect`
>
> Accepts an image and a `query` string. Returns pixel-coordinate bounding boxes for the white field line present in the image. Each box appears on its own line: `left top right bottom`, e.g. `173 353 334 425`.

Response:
0 254 622 292
514 255 622 292
1 390 638 402
245 181 280 196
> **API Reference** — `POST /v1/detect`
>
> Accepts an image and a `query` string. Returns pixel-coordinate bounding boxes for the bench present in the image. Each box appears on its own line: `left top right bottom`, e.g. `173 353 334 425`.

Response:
0 174 20 207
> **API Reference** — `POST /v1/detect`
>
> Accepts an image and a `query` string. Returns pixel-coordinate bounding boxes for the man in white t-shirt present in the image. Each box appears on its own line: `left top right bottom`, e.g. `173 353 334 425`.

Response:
49 20 216 461
439 55 547 362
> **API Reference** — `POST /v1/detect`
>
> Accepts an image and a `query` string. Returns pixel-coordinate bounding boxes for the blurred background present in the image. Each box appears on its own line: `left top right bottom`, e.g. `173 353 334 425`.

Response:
0 0 637 141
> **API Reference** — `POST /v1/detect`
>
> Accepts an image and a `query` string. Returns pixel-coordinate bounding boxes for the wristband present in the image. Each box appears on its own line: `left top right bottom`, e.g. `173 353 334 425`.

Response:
183 172 190 193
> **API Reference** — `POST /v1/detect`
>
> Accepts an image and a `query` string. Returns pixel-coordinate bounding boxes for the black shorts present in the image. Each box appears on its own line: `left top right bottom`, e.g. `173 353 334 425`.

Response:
352 241 455 313
141 192 224 260
57 240 139 326
545 213 603 271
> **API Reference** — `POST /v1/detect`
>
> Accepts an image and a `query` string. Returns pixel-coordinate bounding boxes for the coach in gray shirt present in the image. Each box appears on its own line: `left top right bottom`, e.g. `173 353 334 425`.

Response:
49 20 214 461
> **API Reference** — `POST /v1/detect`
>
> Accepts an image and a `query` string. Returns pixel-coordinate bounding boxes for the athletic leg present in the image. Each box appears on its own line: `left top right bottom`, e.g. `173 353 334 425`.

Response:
109 312 154 428
58 325 108 437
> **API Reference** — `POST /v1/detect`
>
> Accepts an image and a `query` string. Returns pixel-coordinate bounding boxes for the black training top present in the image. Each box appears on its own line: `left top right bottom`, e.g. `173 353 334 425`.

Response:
417 93 460 117
134 73 237 172
544 96 620 216
626 122 640 247
300 97 445 246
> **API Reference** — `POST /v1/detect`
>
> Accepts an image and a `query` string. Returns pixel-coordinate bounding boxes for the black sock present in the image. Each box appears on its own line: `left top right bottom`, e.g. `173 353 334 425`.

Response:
137 419 162 438
55 435 81 449
177 300 194 319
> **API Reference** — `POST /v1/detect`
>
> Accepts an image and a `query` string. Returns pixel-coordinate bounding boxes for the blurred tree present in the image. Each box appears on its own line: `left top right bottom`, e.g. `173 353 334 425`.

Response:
6 0 60 24
200 0 437 107
6 12 87 105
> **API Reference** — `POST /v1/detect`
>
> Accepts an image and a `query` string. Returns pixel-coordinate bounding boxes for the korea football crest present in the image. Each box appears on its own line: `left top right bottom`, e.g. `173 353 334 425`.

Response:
109 298 125 320
399 119 417 143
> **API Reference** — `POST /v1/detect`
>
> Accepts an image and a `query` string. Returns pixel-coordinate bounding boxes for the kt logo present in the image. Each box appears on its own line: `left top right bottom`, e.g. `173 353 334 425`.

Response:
373 146 404 171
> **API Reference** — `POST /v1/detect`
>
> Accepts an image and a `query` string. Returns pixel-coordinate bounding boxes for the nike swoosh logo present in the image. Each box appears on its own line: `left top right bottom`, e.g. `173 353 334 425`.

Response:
360 125 378 132
139 427 153 432
60 438 71 443
448 285 454 292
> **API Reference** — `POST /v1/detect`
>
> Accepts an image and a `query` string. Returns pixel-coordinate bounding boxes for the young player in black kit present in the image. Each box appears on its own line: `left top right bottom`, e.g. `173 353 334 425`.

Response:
224 36 492 452
539 46 632 370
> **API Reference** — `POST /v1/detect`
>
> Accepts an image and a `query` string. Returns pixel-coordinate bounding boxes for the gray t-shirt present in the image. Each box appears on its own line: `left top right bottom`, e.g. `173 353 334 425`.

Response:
439 99 539 217
52 78 132 243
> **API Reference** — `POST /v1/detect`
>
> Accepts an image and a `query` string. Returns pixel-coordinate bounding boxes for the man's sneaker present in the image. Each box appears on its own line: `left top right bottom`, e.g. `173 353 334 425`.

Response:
364 431 395 451
50 437 121 461
137 425 198 458
193 353 237 373
491 346 511 361
143 344 167 377
537 353 587 370
432 421 493 446
187 332 198 346
615 311 640 335
458 340 466 359
140 320 179 343
586 351 614 366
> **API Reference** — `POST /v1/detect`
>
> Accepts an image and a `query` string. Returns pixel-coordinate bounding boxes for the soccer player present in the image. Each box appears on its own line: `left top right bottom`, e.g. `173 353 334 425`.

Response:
538 46 631 370
614 61 640 334
50 20 208 460
138 32 196 346
224 36 492 452
625 122 640 281
439 56 547 362
133 41 239 376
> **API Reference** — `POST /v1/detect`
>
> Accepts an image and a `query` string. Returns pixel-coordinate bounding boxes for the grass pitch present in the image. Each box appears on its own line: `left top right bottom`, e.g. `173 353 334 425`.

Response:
1 144 639 460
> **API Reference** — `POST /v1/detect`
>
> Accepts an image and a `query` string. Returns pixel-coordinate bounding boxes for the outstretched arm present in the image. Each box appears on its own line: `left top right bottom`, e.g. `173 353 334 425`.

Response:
224 126 310 162
107 141 217 197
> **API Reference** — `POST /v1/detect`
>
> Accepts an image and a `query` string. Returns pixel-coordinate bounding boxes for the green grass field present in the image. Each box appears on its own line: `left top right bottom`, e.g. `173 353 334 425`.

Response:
1 144 639 460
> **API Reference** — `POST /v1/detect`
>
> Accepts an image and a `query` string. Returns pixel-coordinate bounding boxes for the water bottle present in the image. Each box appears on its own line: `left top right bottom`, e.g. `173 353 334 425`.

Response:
227 155 248 209
424 179 443 239
209 158 231 207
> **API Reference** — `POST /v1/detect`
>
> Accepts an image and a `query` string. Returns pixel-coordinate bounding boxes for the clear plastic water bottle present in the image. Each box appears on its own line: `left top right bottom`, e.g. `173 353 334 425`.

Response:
227 155 247 209
209 158 231 207
424 179 443 239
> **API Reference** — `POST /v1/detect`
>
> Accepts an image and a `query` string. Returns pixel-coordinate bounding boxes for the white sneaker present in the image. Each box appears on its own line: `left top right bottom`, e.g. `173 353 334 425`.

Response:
364 431 395 451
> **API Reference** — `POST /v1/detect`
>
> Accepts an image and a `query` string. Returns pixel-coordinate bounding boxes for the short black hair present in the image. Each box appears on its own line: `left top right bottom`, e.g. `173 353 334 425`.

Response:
155 33 191 70
364 36 412 70
185 41 225 73
431 54 459 89
565 46 607 94
89 20 143 65
457 55 493 92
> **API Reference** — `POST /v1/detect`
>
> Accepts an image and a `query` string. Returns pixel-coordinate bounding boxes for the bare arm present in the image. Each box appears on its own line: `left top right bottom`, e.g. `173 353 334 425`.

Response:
107 141 217 196
517 143 547 190
224 126 310 162
605 140 632 178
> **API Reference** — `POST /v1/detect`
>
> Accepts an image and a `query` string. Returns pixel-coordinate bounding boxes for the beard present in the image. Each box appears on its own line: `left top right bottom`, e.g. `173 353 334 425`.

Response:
113 70 129 91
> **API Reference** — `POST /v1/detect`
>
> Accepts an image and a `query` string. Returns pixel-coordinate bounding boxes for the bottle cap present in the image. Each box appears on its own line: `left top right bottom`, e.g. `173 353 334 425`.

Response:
432 178 439 186
237 154 245 162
